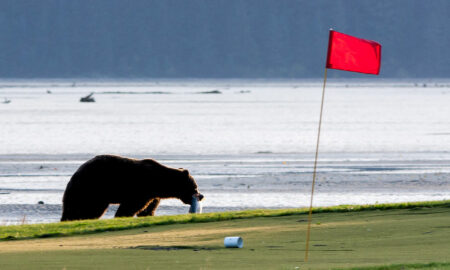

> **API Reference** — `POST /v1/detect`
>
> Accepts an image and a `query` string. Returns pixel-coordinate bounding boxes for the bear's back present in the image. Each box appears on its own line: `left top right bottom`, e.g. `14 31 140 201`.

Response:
70 155 143 184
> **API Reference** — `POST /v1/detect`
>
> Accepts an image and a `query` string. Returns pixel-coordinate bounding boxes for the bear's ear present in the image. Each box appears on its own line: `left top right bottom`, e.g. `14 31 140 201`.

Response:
182 169 189 177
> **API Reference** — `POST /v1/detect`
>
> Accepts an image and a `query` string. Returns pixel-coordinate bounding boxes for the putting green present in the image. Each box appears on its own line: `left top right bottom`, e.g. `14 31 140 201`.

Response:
0 205 449 269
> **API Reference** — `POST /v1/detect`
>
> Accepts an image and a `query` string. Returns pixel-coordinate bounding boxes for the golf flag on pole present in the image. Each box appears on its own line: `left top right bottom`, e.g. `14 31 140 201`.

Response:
326 30 382 75
305 30 382 262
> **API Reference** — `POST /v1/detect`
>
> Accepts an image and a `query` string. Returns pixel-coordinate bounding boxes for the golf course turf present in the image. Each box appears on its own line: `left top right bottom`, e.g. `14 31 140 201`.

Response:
0 200 449 269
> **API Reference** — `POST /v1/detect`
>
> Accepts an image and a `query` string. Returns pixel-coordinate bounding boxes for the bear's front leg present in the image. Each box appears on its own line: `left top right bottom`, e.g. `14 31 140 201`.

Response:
115 199 151 218
137 198 160 217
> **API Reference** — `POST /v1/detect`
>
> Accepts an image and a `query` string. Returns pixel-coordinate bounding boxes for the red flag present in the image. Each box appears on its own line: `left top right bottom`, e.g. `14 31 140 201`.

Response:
326 30 381 75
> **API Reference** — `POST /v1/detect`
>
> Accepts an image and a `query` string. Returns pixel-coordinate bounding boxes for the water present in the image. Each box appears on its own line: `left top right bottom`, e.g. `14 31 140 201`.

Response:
0 79 449 224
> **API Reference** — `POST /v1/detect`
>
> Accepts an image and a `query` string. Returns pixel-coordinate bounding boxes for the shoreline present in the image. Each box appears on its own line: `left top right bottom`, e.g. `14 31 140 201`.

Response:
1 78 450 89
2 190 449 225
1 200 448 238
1 152 449 225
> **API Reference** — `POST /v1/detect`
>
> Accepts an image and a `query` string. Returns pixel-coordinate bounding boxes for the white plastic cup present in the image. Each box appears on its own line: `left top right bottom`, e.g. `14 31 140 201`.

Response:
224 236 243 248
189 195 202 214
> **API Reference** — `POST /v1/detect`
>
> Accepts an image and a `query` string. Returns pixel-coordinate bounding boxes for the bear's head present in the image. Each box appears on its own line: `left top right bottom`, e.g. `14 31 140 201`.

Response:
178 169 204 205
141 159 204 205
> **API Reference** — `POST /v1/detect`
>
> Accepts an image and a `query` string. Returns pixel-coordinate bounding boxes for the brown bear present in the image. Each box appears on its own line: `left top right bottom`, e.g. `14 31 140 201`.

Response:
61 155 203 221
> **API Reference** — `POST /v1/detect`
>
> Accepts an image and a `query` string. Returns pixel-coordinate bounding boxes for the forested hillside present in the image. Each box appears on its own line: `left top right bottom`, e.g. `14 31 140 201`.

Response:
0 0 448 78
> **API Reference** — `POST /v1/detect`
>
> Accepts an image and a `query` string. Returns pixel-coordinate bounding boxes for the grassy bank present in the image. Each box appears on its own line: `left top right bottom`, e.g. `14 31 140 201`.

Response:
1 200 449 241
0 201 448 269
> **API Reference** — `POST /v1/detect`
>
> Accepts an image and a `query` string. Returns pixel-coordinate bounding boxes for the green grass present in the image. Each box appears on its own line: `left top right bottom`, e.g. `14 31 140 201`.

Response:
1 200 449 241
0 201 449 269
336 262 450 270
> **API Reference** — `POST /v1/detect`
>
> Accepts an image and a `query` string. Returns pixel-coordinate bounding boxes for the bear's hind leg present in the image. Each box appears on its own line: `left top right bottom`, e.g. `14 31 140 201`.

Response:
61 201 108 221
115 199 150 218
83 202 109 220
137 198 160 217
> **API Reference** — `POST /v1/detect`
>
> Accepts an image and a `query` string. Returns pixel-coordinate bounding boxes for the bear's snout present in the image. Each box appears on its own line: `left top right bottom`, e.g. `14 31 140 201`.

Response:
183 193 204 205
196 193 204 201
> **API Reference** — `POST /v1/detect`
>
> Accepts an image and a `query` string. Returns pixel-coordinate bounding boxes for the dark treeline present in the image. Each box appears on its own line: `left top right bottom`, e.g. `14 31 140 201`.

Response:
0 0 448 78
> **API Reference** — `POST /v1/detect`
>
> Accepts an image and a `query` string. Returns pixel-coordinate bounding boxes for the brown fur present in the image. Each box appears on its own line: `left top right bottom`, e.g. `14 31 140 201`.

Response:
61 155 203 221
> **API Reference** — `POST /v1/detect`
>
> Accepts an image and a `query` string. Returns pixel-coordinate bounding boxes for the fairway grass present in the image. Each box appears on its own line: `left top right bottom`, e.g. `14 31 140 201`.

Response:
1 200 448 241
0 201 449 269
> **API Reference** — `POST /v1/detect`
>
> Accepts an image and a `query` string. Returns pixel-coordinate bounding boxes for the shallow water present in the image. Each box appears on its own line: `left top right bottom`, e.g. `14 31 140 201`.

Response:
0 80 449 224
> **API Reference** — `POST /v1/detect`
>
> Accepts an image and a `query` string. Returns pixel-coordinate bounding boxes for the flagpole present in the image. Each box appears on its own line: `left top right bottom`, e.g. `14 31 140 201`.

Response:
304 67 328 262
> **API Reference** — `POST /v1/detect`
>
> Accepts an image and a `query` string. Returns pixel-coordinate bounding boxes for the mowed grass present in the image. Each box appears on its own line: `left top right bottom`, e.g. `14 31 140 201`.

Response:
1 200 448 241
0 200 448 269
